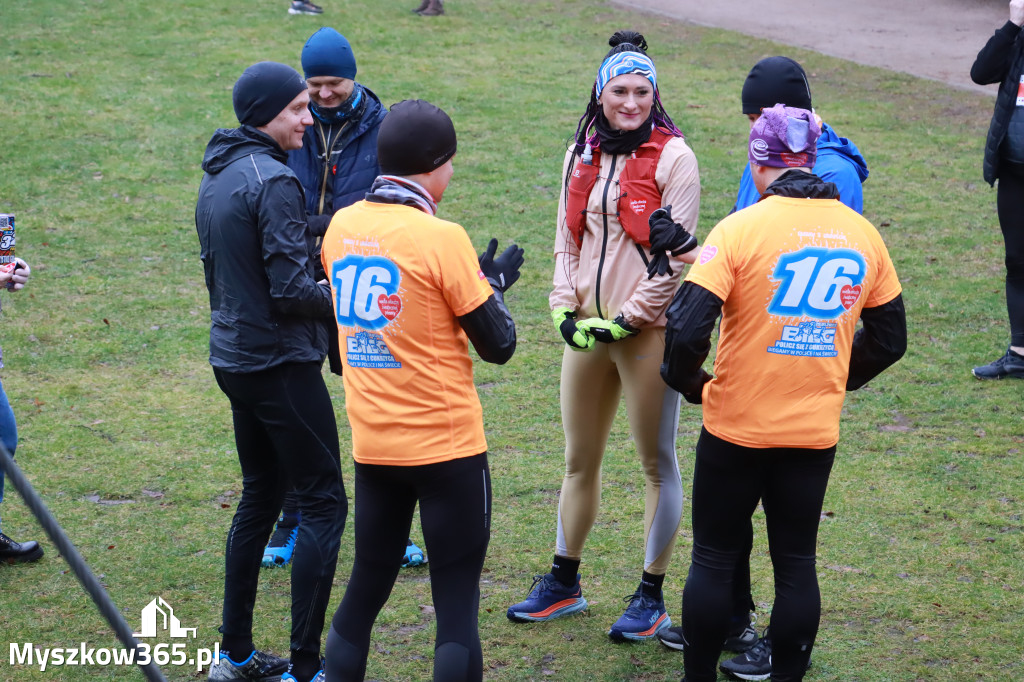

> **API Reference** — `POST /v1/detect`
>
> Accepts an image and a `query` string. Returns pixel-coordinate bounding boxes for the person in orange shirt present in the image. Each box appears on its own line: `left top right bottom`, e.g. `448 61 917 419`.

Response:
661 104 906 682
320 99 523 682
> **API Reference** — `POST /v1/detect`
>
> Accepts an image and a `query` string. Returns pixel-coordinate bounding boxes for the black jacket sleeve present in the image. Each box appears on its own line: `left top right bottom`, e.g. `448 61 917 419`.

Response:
307 213 333 237
661 281 723 398
260 174 333 319
846 293 907 391
972 21 1021 85
458 287 516 365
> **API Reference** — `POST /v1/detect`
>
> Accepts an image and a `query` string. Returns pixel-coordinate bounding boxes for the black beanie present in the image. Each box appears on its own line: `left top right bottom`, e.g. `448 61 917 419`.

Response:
377 100 457 176
741 56 812 115
232 61 308 127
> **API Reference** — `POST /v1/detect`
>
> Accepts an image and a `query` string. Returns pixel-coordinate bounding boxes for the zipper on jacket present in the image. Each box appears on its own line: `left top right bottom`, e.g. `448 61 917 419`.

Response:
593 154 618 320
316 123 332 215
315 121 352 216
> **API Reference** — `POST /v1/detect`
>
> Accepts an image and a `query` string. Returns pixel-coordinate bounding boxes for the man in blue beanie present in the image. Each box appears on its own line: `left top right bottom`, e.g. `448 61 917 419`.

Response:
197 61 347 682
260 28 428 574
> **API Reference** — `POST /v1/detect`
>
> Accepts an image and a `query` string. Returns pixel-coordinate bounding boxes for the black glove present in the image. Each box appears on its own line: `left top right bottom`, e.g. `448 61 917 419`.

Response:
681 369 713 404
647 205 698 279
478 238 525 292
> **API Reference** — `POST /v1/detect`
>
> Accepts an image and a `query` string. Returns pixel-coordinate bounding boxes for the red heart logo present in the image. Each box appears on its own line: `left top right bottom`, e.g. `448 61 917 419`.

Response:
378 294 402 321
840 284 862 310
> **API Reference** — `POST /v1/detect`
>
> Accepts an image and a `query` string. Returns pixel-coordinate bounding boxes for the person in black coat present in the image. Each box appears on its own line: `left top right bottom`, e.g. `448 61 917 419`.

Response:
195 61 346 682
970 0 1024 379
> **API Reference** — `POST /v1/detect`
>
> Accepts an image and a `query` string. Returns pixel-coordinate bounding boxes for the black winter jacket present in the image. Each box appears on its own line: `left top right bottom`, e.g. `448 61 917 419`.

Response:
195 126 332 372
971 20 1024 185
286 86 387 236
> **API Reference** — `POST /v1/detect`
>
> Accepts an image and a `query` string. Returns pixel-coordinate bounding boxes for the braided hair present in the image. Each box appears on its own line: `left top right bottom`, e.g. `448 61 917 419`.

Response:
569 30 684 156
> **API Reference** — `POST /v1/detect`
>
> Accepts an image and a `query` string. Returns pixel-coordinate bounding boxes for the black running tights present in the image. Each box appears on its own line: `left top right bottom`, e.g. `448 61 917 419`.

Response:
681 428 835 682
214 362 347 667
326 452 491 682
997 162 1024 347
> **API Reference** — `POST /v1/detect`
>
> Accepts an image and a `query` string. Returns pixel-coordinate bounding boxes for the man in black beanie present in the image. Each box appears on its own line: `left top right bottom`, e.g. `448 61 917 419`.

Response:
730 56 870 216
196 60 347 682
320 99 522 682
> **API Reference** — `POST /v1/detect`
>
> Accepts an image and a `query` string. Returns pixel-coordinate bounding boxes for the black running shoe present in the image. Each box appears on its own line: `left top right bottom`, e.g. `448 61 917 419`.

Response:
723 619 759 653
657 616 758 653
972 347 1024 380
720 633 771 681
288 1 323 15
720 629 811 681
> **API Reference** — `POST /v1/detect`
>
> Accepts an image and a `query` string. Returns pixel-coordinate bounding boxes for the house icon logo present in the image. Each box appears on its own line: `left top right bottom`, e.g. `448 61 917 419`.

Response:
133 597 197 639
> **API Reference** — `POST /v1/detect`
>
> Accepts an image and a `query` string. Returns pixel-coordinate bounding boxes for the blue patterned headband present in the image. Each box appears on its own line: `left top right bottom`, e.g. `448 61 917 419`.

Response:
596 51 657 96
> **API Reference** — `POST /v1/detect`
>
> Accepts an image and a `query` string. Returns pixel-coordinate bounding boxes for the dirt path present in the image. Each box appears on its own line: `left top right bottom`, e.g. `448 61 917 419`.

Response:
613 0 1009 96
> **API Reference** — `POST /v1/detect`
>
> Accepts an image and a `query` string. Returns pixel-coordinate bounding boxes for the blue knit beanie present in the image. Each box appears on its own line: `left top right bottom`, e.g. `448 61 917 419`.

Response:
301 27 357 80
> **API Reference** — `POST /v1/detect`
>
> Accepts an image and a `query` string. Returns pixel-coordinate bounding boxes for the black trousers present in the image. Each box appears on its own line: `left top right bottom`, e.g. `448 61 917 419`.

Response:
997 162 1024 347
214 362 347 661
326 452 491 682
682 428 835 682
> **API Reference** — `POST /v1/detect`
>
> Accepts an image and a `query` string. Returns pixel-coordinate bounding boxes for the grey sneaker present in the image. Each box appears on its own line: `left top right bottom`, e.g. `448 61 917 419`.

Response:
207 650 289 681
972 347 1024 380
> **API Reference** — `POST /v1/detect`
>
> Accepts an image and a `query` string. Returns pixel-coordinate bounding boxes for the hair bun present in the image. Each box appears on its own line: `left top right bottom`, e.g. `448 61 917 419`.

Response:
608 30 648 53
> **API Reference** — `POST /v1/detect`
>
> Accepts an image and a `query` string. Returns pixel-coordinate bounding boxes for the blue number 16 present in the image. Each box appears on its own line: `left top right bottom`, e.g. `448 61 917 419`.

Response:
768 246 865 319
330 254 400 330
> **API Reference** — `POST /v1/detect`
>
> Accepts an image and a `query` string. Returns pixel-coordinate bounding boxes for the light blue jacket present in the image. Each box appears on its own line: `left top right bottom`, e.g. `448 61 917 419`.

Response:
733 122 869 214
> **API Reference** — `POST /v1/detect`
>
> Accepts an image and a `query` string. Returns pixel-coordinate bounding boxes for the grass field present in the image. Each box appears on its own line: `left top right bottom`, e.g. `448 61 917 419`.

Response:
0 0 1022 680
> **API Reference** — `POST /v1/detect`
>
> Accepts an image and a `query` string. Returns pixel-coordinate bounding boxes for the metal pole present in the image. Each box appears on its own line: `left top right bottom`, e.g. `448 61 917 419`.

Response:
0 443 168 682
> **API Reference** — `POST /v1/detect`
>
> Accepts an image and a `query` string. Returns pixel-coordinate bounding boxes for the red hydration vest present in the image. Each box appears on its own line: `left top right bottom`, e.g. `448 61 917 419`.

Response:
565 128 674 248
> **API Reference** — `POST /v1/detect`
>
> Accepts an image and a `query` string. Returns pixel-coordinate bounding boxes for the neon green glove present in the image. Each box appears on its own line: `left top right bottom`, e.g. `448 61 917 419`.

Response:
577 314 640 343
551 306 595 351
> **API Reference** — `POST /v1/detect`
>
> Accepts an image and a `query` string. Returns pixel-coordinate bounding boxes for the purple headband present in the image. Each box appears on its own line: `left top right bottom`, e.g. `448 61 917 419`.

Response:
748 103 821 168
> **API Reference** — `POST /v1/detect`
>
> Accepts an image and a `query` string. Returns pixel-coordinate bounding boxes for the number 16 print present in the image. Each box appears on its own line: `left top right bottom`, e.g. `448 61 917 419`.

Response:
769 246 866 319
331 254 402 331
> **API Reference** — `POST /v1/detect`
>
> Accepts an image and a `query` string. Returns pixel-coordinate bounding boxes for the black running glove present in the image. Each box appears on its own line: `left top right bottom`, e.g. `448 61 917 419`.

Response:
478 238 525 292
647 205 698 279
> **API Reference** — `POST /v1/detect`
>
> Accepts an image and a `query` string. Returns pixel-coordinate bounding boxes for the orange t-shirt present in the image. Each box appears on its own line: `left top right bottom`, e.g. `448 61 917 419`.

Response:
685 195 902 449
321 200 493 465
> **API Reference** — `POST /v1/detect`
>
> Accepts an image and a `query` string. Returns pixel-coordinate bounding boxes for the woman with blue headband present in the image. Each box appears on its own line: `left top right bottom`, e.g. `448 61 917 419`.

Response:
507 29 701 642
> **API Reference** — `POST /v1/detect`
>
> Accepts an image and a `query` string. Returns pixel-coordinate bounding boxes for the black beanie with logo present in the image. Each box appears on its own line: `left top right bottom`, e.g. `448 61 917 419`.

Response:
741 56 813 115
377 99 457 176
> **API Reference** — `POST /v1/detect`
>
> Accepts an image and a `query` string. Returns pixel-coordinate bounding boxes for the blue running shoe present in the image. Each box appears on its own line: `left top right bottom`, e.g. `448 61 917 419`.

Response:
401 539 427 568
261 516 299 569
506 573 588 622
607 588 671 642
281 666 325 682
207 649 288 681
